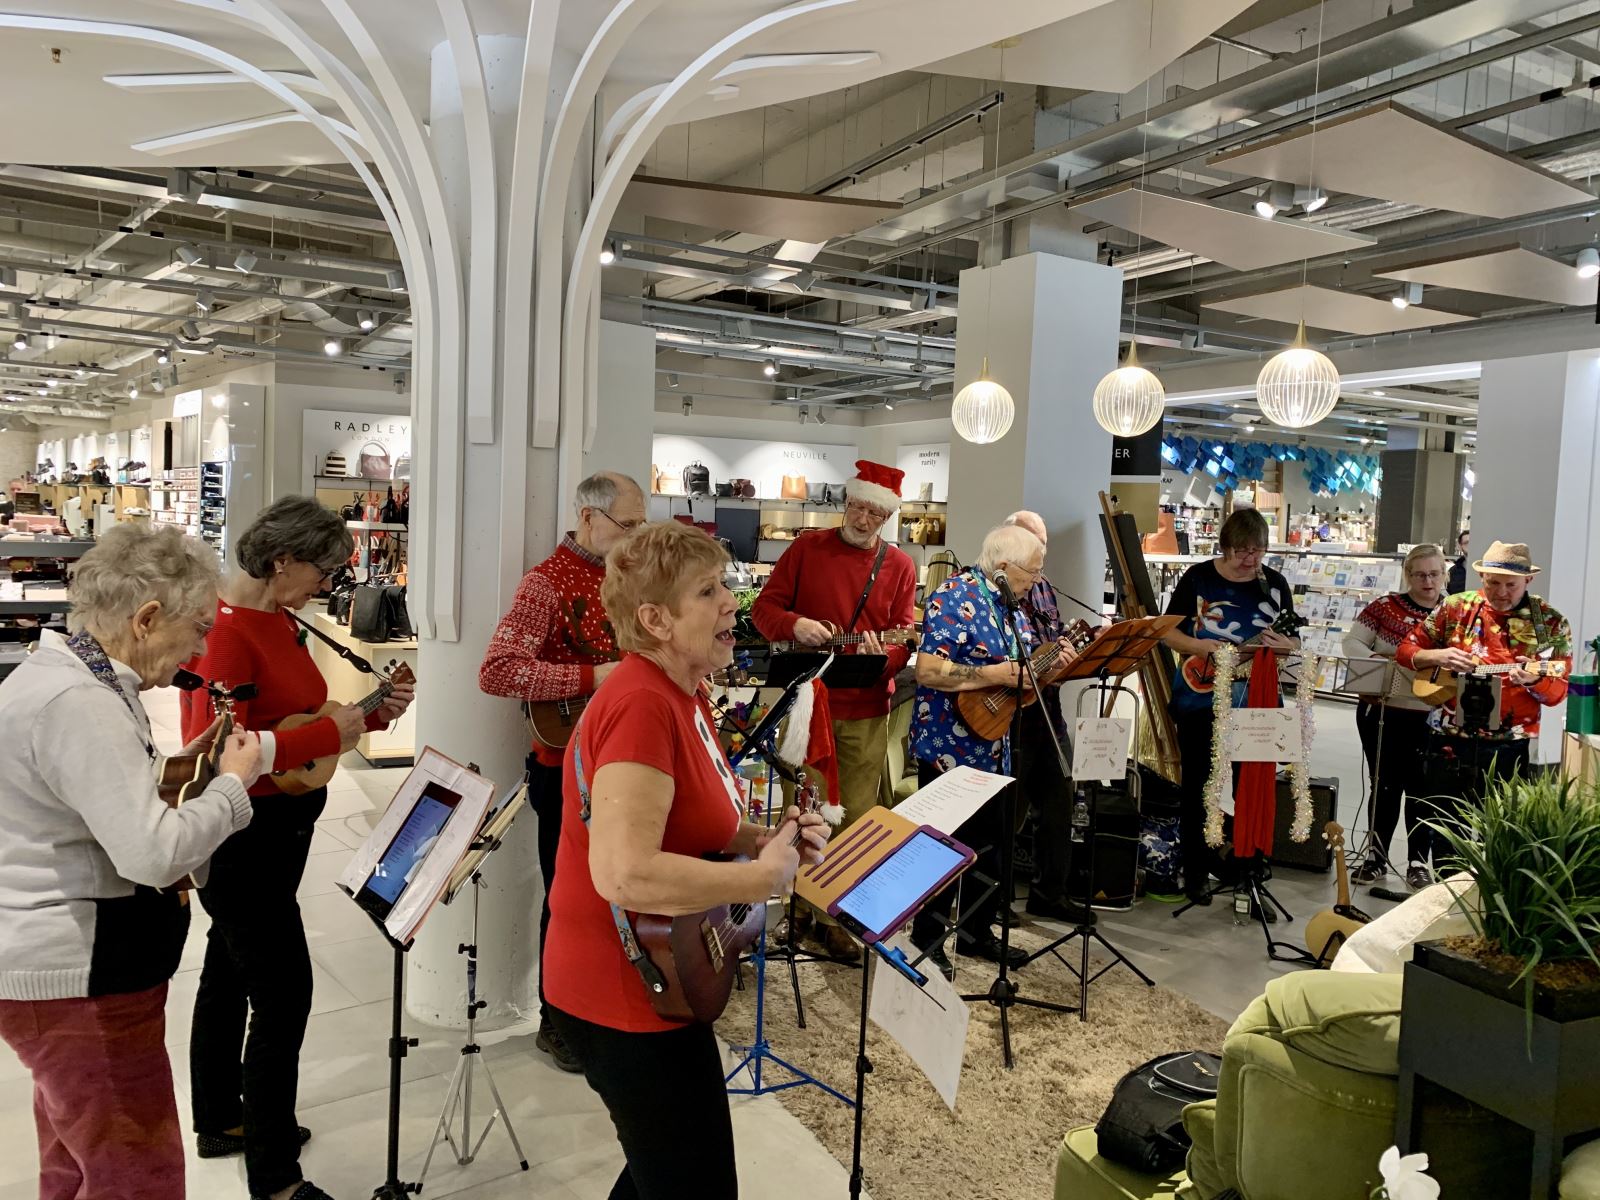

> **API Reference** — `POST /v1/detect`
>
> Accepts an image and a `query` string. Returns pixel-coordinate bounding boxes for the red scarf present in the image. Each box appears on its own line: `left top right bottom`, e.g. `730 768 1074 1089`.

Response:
1233 648 1279 858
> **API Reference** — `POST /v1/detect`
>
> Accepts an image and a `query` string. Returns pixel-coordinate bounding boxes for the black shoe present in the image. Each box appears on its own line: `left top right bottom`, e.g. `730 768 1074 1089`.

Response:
996 906 1023 929
957 932 1029 968
1406 864 1434 891
1024 895 1096 925
536 1023 582 1074
1350 855 1387 885
198 1125 311 1159
251 1182 334 1200
919 943 955 981
1184 886 1213 907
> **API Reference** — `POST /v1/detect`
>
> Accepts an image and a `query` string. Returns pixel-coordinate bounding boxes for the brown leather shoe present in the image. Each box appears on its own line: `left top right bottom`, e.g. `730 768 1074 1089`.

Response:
822 924 859 959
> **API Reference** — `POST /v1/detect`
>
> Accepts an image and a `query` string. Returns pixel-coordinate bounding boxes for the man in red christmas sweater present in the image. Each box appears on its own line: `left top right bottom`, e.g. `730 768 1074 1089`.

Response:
479 471 644 1071
752 459 917 957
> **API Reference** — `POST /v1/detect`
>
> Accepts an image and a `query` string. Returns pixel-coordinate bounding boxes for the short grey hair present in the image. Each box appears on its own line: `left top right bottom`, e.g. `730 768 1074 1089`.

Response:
68 524 220 638
235 495 354 579
575 471 642 514
1004 510 1047 541
975 524 1043 574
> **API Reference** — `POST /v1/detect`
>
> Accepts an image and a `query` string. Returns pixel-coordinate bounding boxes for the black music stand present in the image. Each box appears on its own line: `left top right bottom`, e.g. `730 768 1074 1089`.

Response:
1020 626 1175 1019
1335 656 1414 903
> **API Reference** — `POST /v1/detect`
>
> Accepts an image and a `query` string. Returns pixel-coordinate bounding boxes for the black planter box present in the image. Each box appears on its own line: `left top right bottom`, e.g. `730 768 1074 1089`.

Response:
1398 941 1600 1199
1414 939 1600 1023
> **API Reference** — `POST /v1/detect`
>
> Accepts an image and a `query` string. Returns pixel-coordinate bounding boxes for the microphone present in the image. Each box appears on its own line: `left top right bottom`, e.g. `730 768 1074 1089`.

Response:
172 668 204 691
995 574 1019 611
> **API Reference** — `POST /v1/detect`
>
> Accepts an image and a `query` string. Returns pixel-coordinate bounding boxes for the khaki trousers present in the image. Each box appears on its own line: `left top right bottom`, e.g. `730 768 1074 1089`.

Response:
785 713 891 926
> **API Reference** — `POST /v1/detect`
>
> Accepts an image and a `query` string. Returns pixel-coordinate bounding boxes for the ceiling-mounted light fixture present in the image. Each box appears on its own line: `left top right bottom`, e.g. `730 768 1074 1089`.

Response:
872 335 888 355
44 329 57 351
1256 321 1341 429
1254 181 1294 219
681 396 693 416
384 269 406 291
1391 282 1422 310
1295 186 1328 214
357 309 376 331
883 399 895 411
195 291 215 313
953 83 1016 446
762 359 778 377
598 240 617 266
1093 342 1166 438
0 266 15 288
920 377 933 393
45 378 57 388
11 332 27 351
792 271 816 293
128 382 139 399
1576 247 1600 279
798 404 809 425
176 243 203 267
815 407 828 425
233 250 258 274
155 346 171 365
667 372 679 389
74 364 86 378
151 375 165 394
323 337 344 357
179 320 201 341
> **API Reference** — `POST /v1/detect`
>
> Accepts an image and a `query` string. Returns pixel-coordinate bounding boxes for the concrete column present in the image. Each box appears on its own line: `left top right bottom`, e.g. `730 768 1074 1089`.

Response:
1375 449 1462 551
406 36 541 1029
946 252 1119 623
1472 350 1600 763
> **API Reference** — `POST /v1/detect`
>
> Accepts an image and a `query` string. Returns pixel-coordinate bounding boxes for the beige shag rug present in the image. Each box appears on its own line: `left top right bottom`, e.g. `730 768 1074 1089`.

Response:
719 929 1230 1200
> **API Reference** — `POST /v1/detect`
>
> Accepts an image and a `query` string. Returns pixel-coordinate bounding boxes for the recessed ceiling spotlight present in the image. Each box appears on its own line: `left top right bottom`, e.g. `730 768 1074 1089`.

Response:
323 337 344 357
234 251 258 274
1577 247 1600 279
357 309 376 331
762 359 778 377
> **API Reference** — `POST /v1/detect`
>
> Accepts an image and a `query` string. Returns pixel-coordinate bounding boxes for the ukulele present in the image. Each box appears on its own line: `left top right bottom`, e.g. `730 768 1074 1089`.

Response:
525 666 751 749
955 619 1097 742
1411 658 1566 707
269 660 415 794
1303 821 1372 968
155 685 246 892
1179 608 1307 696
767 627 920 655
631 773 817 1024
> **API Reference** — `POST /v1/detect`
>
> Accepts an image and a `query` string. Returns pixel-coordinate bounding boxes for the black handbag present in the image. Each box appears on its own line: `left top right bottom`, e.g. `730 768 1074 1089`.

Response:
349 583 412 642
1094 1051 1220 1173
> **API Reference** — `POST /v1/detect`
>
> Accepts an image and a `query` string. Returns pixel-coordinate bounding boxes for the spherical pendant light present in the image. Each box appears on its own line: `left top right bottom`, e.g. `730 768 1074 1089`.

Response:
1093 341 1165 437
1256 322 1340 429
952 358 1015 444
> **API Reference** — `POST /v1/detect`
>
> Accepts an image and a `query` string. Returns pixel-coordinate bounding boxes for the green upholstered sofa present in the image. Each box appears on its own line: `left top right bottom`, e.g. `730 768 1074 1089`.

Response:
1056 971 1524 1200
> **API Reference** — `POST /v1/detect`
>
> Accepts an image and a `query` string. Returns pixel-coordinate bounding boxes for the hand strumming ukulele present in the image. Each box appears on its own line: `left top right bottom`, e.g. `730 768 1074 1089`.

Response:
631 773 818 1024
1179 608 1307 696
157 679 254 892
269 660 415 794
524 665 752 749
1303 822 1371 968
766 627 919 655
1411 658 1566 707
955 619 1097 742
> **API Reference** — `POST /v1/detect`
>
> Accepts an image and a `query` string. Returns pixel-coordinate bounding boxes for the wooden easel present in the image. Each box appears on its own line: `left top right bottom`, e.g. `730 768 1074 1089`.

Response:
1099 490 1182 781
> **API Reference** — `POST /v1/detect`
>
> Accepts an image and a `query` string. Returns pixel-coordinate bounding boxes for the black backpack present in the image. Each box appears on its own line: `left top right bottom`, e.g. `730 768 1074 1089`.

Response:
1094 1051 1221 1174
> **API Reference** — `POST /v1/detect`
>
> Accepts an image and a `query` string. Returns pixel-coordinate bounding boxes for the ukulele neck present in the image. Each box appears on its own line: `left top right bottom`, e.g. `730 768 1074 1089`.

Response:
357 677 393 716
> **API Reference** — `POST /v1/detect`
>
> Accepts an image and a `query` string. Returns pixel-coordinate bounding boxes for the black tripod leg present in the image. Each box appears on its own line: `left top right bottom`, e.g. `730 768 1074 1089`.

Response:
1091 930 1156 987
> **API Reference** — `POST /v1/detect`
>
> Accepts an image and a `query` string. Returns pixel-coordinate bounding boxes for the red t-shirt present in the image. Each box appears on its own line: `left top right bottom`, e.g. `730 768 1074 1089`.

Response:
544 653 744 1033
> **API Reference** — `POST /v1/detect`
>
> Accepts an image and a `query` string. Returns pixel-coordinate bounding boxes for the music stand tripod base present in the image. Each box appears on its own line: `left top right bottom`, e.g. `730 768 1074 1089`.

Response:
1173 859 1318 966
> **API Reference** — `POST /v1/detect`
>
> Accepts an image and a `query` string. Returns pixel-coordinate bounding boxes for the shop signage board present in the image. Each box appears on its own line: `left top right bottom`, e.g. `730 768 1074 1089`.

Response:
895 442 950 502
1111 423 1164 480
651 433 855 498
302 409 412 488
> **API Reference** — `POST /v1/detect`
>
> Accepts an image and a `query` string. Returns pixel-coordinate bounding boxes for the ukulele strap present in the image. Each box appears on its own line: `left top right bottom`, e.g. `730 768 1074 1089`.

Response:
287 610 377 676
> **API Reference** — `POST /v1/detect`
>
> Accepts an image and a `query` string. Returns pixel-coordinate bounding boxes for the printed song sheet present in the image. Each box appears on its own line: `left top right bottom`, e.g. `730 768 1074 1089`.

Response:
892 765 1013 836
868 933 969 1110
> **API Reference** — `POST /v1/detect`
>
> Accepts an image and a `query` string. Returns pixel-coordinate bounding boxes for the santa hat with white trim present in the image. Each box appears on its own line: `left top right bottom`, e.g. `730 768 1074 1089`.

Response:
844 459 905 513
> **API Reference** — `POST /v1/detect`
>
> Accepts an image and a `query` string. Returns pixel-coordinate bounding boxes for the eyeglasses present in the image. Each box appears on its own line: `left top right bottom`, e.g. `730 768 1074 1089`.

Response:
1005 562 1045 582
845 500 892 524
595 509 644 533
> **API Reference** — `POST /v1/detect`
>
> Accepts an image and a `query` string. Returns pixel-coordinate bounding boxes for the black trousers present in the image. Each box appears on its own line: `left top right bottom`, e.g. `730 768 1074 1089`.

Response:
1018 701 1075 904
191 788 325 1198
1173 709 1224 894
527 756 564 1025
1410 732 1530 868
912 758 1007 949
1355 702 1430 864
547 1007 735 1200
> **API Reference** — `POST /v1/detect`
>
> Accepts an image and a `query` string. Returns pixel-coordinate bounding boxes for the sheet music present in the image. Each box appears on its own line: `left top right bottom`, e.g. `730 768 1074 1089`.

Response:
1226 709 1302 763
1072 718 1131 783
868 933 968 1111
892 765 1013 836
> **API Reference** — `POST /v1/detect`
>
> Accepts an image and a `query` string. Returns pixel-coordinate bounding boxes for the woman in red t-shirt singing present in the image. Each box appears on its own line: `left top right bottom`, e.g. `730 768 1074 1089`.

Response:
180 496 414 1200
546 521 828 1200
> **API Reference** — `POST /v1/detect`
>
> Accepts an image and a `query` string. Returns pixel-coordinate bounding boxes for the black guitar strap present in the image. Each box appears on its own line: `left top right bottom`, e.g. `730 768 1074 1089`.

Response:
844 541 890 633
287 610 377 676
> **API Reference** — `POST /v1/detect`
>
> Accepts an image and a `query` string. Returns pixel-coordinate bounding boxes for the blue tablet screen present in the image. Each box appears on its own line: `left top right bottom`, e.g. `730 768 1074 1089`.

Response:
836 831 965 937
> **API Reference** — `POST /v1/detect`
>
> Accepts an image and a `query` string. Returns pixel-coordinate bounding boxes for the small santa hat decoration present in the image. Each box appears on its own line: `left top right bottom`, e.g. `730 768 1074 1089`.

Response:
775 677 844 826
845 459 905 513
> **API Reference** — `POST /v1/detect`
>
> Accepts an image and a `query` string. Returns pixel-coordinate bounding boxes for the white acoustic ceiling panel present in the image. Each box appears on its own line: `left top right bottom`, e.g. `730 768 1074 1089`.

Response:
617 175 898 242
1208 103 1595 220
1074 185 1375 270
1376 245 1599 308
1204 285 1475 336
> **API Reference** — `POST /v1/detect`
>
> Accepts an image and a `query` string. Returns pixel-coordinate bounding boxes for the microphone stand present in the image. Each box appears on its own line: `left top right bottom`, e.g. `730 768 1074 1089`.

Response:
959 574 1077 1069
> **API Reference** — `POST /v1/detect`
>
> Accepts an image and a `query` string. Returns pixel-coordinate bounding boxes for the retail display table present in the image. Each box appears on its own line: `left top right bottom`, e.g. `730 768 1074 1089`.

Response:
308 607 417 767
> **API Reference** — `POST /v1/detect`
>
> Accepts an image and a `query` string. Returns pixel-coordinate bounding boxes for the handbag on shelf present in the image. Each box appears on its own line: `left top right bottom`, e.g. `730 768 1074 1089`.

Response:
780 474 808 500
323 452 350 478
682 461 711 496
806 482 828 502
729 477 755 498
358 441 392 481
349 583 412 643
339 492 364 522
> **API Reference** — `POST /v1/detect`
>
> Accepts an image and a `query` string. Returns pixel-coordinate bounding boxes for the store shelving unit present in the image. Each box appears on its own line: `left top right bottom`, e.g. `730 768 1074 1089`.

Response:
150 467 201 539
201 461 228 558
0 540 85 681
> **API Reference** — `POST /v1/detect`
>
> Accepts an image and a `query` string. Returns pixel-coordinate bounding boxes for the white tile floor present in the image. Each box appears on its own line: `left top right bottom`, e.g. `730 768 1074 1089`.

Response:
0 694 1390 1199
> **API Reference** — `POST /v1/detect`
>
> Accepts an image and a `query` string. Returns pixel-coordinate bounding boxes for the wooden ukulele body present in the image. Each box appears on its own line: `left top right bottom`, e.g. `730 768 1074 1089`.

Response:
631 899 767 1024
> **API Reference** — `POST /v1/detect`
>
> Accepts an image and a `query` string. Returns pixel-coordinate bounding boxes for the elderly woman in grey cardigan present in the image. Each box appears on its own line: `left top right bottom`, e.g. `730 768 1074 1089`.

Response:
0 523 262 1200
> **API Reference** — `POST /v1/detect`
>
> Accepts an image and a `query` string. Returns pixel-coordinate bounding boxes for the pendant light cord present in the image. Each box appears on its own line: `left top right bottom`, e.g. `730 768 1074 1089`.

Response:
1298 0 1329 309
1127 0 1158 361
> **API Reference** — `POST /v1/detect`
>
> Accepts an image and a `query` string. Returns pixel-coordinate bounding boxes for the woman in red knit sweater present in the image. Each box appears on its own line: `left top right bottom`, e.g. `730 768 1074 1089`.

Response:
180 496 413 1200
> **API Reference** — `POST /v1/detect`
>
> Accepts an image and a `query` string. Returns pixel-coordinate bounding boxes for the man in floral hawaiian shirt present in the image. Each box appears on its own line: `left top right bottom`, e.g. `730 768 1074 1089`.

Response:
1396 539 1570 884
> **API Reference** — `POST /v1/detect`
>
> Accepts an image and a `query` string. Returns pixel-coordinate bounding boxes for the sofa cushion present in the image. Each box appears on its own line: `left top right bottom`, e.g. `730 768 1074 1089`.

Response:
1263 972 1403 1077
1056 1126 1187 1200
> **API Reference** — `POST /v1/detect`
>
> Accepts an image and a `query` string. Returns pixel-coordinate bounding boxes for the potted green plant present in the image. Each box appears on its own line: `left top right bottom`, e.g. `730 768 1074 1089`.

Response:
1395 772 1600 1199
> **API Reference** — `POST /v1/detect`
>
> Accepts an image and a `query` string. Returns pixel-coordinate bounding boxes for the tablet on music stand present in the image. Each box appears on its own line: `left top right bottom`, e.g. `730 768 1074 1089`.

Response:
829 826 975 945
766 650 887 692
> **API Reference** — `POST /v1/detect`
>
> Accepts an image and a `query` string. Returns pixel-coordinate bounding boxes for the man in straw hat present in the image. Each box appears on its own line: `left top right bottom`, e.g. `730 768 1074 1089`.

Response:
1395 540 1571 885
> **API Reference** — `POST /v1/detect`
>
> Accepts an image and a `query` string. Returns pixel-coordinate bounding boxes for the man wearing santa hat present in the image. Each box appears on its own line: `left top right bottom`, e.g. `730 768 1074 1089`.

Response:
752 459 917 958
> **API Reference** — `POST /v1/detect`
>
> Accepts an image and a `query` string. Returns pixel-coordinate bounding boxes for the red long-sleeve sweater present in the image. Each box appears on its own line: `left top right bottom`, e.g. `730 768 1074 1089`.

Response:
478 535 619 766
180 602 385 796
750 529 917 720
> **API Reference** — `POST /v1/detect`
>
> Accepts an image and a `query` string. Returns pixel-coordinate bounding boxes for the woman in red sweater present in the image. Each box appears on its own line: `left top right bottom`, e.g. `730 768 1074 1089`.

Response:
546 521 828 1199
180 496 413 1200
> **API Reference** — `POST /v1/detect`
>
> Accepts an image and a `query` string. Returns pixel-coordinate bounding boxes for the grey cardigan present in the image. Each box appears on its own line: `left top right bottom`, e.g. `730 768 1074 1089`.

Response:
0 630 253 1000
